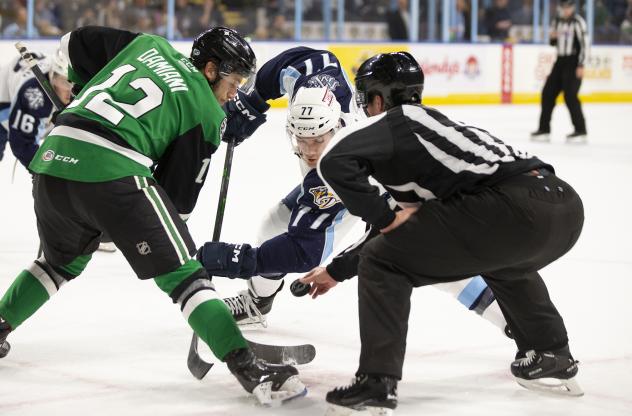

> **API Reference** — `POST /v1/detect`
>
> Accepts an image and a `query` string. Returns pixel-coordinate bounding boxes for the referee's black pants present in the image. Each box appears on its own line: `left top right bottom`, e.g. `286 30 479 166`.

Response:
538 57 586 133
356 172 584 379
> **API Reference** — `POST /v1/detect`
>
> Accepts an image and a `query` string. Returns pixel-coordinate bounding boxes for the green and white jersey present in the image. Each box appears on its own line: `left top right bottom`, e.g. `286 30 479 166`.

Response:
29 26 226 215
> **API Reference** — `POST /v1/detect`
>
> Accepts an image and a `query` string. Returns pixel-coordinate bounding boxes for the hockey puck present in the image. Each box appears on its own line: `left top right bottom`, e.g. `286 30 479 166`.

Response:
290 279 310 297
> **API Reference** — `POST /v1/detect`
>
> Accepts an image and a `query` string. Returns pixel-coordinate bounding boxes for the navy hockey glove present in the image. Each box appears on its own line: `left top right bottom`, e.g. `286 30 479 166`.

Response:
222 88 270 146
197 242 257 279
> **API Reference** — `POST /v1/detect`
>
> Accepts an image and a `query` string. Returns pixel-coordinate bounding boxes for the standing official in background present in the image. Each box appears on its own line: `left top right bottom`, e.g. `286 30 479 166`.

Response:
532 0 589 142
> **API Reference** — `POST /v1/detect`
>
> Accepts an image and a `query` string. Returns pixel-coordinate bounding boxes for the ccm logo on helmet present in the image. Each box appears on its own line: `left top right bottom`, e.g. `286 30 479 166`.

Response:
41 150 79 164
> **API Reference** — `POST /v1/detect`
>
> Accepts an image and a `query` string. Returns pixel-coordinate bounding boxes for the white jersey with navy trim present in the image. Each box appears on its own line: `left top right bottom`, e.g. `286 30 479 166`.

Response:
0 53 56 167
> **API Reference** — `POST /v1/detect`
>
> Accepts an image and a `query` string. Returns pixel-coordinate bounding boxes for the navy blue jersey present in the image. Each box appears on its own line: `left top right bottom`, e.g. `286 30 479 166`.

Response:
255 47 354 113
255 169 348 274
2 77 54 167
0 102 8 161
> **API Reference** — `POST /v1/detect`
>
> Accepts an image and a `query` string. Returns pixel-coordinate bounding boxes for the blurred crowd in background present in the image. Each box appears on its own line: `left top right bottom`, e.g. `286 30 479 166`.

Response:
0 0 630 44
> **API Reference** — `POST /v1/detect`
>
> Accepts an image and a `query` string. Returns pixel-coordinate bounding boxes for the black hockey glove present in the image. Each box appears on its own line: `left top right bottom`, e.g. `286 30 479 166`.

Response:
222 88 270 146
197 242 257 279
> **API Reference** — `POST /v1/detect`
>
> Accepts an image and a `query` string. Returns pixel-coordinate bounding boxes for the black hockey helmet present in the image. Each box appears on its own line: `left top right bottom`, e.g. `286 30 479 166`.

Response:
190 27 256 79
355 51 424 112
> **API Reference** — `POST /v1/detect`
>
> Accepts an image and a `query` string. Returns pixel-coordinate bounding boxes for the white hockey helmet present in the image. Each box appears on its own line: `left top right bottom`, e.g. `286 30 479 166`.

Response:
50 48 69 78
286 86 342 139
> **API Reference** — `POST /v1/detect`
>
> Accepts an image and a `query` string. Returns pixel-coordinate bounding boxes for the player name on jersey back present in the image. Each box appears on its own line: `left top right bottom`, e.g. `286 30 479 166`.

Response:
136 48 191 93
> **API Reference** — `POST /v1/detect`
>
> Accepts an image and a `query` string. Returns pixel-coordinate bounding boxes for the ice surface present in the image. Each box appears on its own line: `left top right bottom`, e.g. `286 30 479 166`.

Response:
0 104 630 415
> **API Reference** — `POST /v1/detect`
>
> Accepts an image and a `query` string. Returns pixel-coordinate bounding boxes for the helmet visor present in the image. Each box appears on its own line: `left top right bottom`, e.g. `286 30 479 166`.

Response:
218 61 255 88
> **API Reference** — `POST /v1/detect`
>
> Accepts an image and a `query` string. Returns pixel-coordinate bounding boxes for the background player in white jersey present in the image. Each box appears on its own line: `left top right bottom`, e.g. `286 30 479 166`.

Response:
0 50 116 253
0 50 72 167
199 47 509 337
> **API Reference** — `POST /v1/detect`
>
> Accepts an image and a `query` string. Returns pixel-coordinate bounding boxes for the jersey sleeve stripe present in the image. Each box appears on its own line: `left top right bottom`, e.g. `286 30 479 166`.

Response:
319 209 348 265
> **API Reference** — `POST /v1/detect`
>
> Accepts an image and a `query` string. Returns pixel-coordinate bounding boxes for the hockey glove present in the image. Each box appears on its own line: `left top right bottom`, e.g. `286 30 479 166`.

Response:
222 88 270 146
197 242 257 279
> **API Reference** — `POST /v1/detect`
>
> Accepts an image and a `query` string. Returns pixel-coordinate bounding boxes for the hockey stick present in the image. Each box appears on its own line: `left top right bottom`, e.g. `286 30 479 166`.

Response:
10 158 18 184
14 43 65 111
14 43 65 260
187 136 237 380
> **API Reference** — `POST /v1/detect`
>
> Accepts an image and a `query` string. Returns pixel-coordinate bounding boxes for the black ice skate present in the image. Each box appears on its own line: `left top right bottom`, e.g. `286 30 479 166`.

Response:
225 348 306 406
325 374 398 416
0 316 11 358
510 348 583 396
566 130 587 143
223 281 283 328
530 129 551 142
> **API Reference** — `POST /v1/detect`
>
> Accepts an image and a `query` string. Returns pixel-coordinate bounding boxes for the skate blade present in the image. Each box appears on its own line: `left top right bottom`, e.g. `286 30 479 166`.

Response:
237 317 267 329
530 134 550 143
97 243 117 253
515 376 584 397
566 136 587 144
253 375 307 406
324 404 394 416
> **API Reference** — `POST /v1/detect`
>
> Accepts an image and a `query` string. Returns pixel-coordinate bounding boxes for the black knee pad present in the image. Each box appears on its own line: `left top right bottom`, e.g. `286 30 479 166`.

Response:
169 269 216 307
33 256 72 289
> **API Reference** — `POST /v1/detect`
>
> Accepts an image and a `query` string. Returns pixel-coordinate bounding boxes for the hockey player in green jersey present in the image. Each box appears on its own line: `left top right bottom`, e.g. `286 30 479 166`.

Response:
0 26 306 405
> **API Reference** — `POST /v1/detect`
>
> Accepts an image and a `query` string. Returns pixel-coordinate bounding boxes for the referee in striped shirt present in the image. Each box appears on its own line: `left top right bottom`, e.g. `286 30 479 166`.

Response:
532 0 589 142
313 52 585 411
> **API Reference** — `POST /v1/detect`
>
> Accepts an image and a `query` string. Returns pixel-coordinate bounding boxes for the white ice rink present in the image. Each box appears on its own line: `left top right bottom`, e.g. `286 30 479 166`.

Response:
0 103 631 416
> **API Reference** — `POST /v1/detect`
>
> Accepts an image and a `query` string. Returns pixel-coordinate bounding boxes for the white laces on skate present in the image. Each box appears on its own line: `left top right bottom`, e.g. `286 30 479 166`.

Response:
516 350 538 367
228 291 267 328
332 374 367 393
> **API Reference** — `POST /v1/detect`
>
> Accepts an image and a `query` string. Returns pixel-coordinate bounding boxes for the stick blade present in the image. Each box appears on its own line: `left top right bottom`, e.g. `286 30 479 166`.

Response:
247 340 316 365
187 334 214 380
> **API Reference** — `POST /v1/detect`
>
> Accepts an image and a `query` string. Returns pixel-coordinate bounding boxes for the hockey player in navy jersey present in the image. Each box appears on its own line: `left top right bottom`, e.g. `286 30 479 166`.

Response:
0 49 72 167
199 47 510 335
199 85 356 325
199 47 359 325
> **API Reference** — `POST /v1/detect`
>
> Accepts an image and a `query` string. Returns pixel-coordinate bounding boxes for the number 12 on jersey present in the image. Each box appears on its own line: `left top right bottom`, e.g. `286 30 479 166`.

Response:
68 64 164 126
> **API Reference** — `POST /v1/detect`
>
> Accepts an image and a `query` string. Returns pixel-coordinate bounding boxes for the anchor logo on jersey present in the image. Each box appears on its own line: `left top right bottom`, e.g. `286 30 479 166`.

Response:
309 185 340 209
306 74 340 92
24 87 44 110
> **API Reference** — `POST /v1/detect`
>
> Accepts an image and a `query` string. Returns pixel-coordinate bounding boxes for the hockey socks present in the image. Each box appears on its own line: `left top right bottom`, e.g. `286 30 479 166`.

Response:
154 260 248 361
0 261 67 328
187 298 248 360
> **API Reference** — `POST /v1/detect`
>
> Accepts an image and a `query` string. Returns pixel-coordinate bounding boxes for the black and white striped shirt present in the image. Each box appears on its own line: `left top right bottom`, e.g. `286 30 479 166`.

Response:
318 104 552 230
551 15 589 66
